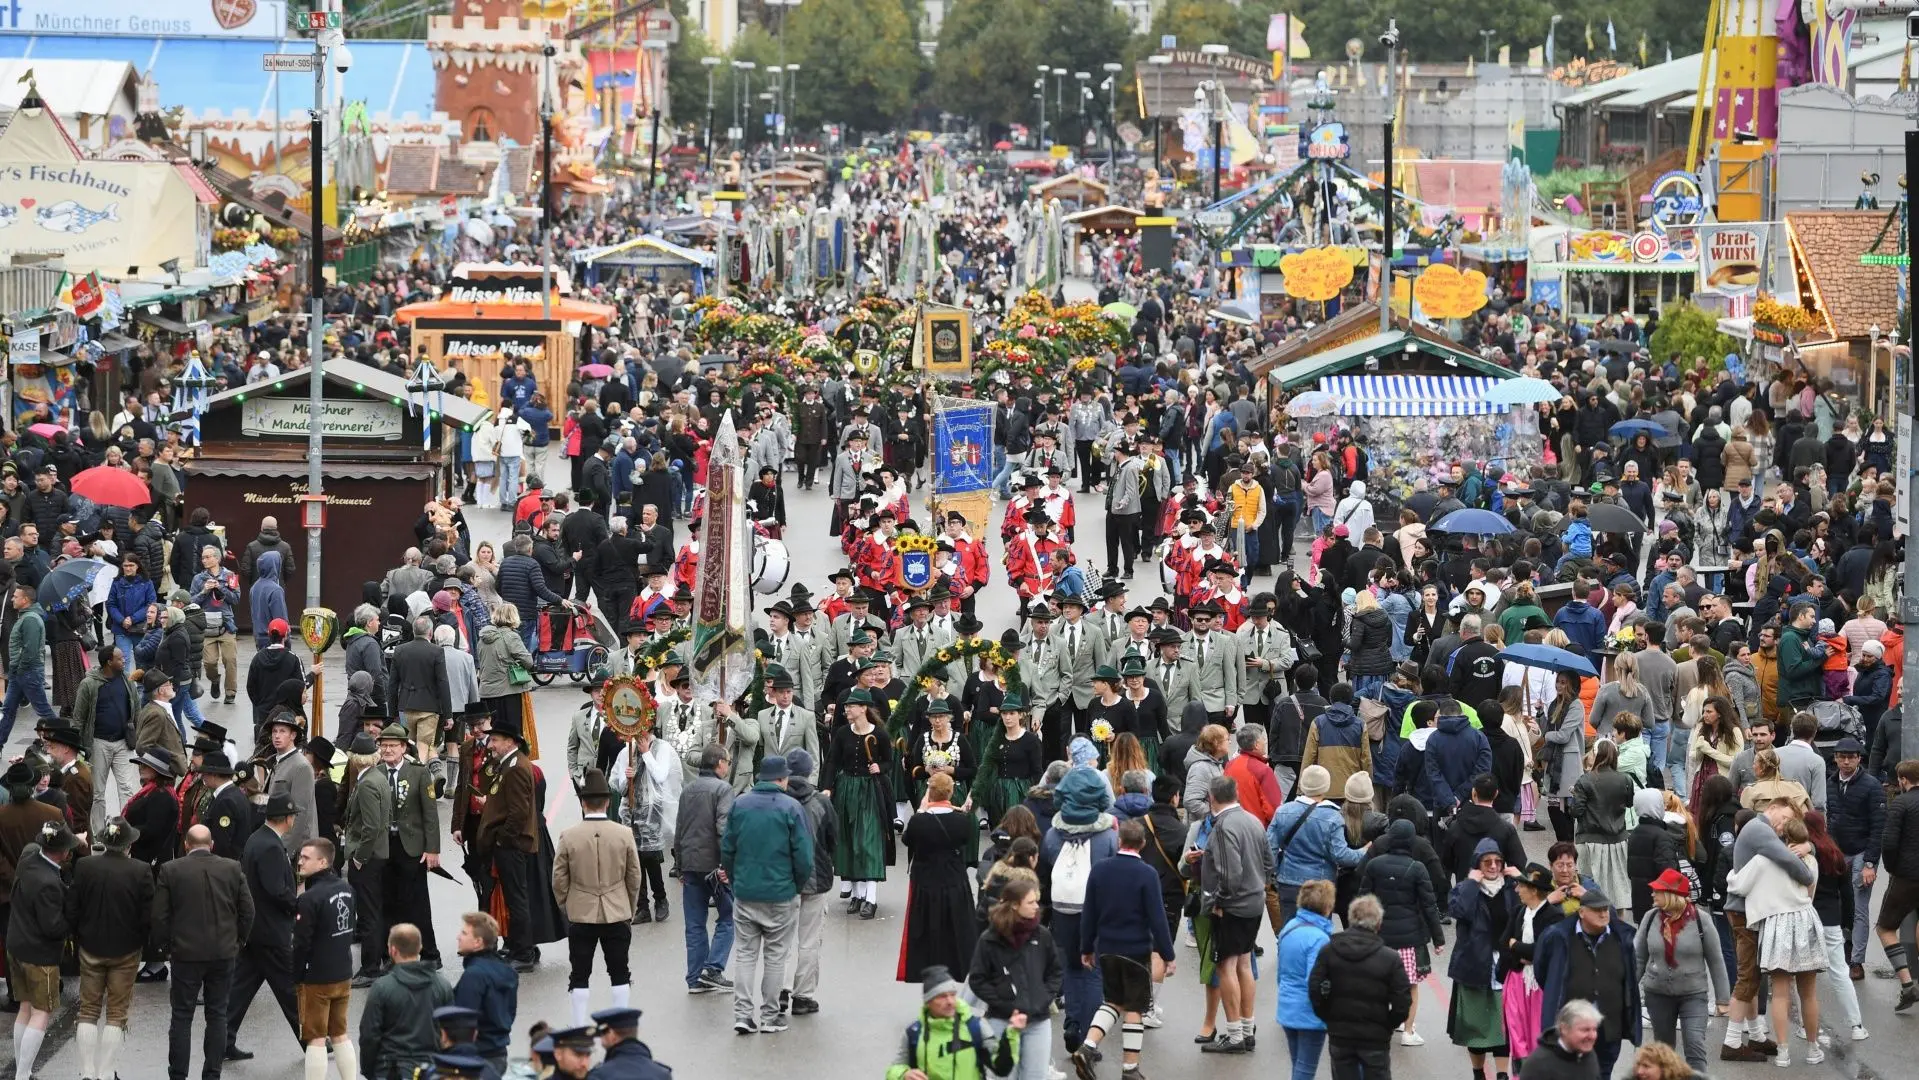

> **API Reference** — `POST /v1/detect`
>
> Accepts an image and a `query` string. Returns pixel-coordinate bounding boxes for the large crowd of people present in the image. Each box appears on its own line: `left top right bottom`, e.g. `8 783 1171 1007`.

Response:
0 138 1909 1080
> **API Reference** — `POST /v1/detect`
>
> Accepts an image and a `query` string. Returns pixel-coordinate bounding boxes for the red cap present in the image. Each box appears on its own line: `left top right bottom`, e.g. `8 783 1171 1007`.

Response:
1648 868 1690 898
268 618 291 636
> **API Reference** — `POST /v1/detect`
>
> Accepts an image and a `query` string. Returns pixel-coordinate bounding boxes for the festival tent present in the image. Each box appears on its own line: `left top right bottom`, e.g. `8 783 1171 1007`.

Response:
573 235 717 291
1318 375 1508 416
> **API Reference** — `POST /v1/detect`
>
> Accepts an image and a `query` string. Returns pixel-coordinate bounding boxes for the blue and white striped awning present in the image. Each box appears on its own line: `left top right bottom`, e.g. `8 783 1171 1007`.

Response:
1320 375 1506 416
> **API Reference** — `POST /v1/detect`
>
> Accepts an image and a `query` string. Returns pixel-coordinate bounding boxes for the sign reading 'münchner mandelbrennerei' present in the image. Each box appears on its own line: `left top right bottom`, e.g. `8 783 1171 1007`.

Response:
242 398 404 440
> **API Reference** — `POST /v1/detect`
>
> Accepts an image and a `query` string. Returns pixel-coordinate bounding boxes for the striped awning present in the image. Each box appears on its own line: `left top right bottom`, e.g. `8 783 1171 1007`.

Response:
1320 375 1506 416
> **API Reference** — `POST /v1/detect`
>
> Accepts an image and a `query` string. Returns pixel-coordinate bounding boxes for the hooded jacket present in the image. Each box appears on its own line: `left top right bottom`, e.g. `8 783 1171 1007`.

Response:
885 998 1017 1080
1302 701 1371 799
1276 908 1335 1031
1552 598 1606 655
359 959 455 1080
241 526 294 590
247 550 288 649
341 625 385 710
1159 701 1209 780
1357 818 1447 949
968 917 1061 1021
1181 743 1226 823
1424 712 1492 811
1345 606 1395 677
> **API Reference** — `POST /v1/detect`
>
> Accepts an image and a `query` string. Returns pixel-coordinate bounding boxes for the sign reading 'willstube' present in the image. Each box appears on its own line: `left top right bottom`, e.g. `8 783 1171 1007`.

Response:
242 398 405 440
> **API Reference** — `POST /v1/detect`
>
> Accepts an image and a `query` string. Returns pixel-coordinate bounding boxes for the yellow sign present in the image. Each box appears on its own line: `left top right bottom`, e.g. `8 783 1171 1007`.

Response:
1049 145 1071 160
923 309 973 378
1411 264 1491 320
1279 247 1356 302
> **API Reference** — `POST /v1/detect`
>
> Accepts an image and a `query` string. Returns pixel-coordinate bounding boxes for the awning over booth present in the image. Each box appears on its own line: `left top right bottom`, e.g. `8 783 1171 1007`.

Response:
576 235 717 270
1266 327 1513 389
1320 375 1506 416
392 296 617 327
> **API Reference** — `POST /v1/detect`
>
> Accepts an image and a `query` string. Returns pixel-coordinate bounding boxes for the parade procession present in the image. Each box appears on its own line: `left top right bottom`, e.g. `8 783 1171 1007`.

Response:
0 0 1916 1078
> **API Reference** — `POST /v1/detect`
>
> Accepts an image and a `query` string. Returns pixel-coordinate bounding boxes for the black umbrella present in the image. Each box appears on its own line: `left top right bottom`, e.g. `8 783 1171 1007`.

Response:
1569 502 1645 535
37 557 110 612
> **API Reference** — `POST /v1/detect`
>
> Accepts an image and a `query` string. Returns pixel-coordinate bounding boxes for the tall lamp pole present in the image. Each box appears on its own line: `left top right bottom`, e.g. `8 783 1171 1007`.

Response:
1035 64 1050 148
1101 61 1122 178
785 62 800 158
642 38 668 209
1380 19 1399 335
1146 53 1169 174
540 39 556 321
1200 43 1229 199
1901 129 1919 779
701 55 722 170
306 2 346 612
1074 71 1090 151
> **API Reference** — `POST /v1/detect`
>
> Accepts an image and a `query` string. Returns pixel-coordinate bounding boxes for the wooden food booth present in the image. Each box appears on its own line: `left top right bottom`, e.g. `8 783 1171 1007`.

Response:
393 263 617 413
178 358 488 631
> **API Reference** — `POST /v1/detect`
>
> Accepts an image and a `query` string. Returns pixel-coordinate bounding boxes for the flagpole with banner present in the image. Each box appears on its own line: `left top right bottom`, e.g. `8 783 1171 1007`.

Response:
930 393 996 542
690 411 753 708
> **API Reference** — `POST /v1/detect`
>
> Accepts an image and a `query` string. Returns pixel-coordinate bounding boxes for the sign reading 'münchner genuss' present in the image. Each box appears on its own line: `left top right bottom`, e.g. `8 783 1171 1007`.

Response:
242 398 404 440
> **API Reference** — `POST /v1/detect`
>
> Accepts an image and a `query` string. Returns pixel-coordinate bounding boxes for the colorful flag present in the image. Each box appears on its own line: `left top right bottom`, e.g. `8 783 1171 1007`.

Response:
1606 19 1616 54
1546 25 1556 67
933 402 994 494
689 411 751 704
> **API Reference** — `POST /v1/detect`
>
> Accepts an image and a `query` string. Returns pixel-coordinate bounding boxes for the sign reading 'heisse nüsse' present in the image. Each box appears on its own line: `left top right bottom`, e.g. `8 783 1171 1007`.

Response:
242 398 404 440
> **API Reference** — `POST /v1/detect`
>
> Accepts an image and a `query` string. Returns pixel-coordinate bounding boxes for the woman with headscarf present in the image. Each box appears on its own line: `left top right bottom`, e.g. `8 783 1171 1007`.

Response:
1447 839 1518 1080
336 670 376 747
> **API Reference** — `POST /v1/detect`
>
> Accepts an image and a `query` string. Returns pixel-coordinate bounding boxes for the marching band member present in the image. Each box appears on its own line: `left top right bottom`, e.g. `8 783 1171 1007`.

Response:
1001 507 1060 618
1000 473 1043 542
1040 466 1076 541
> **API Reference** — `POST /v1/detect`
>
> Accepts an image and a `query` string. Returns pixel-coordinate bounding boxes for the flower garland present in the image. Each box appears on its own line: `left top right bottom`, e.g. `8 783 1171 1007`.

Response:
725 363 798 413
975 338 1059 392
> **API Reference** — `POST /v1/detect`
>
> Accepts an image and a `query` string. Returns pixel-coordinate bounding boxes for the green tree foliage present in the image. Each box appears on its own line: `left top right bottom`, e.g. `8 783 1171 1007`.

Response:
1648 300 1740 375
933 0 1043 127
785 0 924 133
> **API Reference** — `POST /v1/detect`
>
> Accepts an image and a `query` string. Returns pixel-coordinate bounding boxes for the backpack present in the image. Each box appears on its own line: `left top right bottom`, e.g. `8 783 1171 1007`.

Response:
906 1015 993 1077
1051 836 1095 911
1272 459 1301 498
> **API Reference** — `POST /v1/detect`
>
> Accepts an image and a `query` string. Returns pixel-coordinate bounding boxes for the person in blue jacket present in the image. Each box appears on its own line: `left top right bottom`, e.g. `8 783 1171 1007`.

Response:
248 550 289 650
1532 887 1642 1080
1424 708 1492 815
1447 839 1520 1080
451 912 519 1077
1275 879 1337 1080
106 551 158 664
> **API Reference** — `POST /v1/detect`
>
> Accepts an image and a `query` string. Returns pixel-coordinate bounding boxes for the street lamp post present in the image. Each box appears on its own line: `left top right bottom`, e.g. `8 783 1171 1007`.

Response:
1381 19 1399 335
305 3 345 612
1146 53 1169 173
785 63 801 159
1073 71 1090 150
1480 29 1496 63
1102 61 1122 179
1052 67 1068 137
734 60 755 149
1200 43 1228 199
765 64 784 152
701 55 722 170
539 40 556 320
642 38 668 213
1035 64 1050 148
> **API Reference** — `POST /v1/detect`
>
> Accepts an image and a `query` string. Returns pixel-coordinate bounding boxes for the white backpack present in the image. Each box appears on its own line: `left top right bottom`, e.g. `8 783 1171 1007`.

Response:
1052 836 1095 913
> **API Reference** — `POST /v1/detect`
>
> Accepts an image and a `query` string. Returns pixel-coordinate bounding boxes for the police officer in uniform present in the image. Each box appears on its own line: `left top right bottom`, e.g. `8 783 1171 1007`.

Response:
588 1007 673 1080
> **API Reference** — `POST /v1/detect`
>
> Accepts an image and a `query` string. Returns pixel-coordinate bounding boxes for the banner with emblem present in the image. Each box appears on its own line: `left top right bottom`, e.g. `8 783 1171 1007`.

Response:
932 397 993 496
922 306 972 378
688 411 752 704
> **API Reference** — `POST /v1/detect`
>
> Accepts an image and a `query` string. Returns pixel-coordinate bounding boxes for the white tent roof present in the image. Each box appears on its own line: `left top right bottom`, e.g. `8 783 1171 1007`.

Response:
0 60 139 117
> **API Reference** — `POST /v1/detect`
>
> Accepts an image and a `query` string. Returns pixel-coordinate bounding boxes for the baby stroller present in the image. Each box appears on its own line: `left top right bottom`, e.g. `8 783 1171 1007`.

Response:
529 606 609 686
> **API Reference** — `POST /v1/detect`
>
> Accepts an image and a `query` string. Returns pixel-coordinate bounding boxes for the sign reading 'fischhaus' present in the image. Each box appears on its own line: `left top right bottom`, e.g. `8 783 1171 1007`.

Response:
242 398 404 440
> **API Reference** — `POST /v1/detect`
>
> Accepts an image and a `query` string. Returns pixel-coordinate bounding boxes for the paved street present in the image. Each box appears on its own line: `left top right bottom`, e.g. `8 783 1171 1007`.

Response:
17 437 1917 1080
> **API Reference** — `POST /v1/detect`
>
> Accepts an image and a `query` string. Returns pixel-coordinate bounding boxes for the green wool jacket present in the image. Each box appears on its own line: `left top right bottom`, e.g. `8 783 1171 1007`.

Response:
7 608 43 676
1775 624 1824 707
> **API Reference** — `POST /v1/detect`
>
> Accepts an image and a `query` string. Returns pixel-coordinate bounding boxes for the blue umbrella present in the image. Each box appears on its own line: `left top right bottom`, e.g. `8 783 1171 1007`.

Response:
1609 418 1669 440
36 558 109 612
1430 508 1515 535
1498 643 1598 677
1482 377 1561 406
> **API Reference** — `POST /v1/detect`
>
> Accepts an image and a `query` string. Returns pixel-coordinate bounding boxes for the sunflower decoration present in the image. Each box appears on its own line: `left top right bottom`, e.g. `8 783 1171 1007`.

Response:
627 628 693 679
1071 356 1100 374
1089 719 1115 744
893 533 940 556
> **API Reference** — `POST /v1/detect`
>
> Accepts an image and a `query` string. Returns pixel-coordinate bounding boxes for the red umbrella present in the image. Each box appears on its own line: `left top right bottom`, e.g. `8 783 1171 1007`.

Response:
70 465 151 509
993 140 1013 151
26 422 62 438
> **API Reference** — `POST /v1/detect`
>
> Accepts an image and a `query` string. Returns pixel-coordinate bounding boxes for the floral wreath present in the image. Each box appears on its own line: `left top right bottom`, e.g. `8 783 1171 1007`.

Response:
725 362 798 413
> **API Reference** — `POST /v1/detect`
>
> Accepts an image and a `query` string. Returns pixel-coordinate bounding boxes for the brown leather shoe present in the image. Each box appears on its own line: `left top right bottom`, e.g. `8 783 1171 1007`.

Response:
1719 1046 1768 1063
1851 963 1866 981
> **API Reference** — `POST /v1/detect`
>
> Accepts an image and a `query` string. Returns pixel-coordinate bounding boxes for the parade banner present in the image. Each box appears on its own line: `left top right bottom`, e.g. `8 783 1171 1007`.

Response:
689 411 752 703
933 399 994 495
922 307 972 378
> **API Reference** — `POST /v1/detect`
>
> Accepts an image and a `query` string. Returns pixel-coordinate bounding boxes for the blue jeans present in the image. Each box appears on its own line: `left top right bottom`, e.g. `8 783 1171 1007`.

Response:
0 668 54 745
1308 508 1330 534
497 455 522 507
1284 1028 1327 1080
520 619 540 655
1665 724 1691 791
1851 853 1874 964
113 631 141 666
682 873 735 987
992 452 1023 499
1352 674 1386 700
172 681 205 732
1645 722 1669 783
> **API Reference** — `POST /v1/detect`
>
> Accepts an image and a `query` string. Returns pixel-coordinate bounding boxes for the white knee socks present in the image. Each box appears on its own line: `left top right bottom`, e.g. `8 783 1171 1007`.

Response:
75 1021 98 1079
98 1025 125 1080
16 1025 43 1080
332 1038 358 1080
305 1043 329 1080
611 984 631 1009
571 987 592 1026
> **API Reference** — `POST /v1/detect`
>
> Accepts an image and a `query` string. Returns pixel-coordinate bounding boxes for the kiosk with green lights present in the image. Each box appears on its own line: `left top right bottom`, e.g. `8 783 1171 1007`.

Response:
171 357 490 632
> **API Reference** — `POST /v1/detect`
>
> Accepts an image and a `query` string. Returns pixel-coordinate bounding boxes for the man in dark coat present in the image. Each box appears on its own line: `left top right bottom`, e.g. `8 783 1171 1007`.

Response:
497 536 568 652
156 823 255 1080
224 793 304 1061
1308 893 1412 1080
8 819 76 1073
390 618 453 775
238 516 296 593
1533 890 1641 1080
69 816 154 1080
475 715 540 970
559 505 611 604
201 752 253 860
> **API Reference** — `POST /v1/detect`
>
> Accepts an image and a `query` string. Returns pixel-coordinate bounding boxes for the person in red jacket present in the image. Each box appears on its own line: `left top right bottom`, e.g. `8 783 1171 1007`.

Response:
1223 724 1286 825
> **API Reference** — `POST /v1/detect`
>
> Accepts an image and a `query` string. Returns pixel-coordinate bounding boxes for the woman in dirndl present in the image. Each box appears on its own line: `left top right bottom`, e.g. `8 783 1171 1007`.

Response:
1117 658 1167 774
973 691 1043 830
1447 840 1518 1080
824 688 895 919
897 773 979 983
1496 864 1565 1064
907 700 976 863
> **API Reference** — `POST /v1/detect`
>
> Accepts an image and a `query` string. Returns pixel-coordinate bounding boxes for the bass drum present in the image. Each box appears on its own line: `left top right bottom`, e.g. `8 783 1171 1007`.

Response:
752 536 792 595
